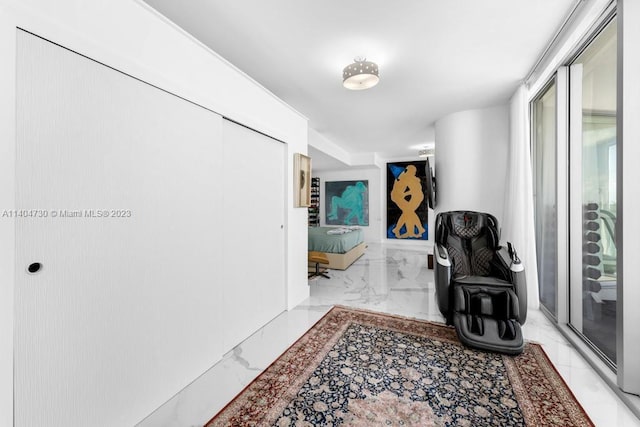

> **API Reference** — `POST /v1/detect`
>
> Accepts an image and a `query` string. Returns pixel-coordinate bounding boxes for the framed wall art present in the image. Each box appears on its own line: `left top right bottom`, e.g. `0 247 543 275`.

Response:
294 153 311 207
386 161 428 240
325 180 369 226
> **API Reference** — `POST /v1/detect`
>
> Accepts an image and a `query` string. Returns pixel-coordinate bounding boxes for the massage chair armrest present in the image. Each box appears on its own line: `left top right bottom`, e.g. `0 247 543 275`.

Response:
496 244 523 272
435 243 451 267
434 243 453 321
497 243 527 324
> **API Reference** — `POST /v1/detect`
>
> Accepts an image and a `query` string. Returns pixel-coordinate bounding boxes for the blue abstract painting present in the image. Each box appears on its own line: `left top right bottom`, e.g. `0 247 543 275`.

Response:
325 180 369 226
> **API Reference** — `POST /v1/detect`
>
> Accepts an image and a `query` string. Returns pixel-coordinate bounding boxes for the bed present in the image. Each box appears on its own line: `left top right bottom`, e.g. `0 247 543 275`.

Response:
308 226 366 270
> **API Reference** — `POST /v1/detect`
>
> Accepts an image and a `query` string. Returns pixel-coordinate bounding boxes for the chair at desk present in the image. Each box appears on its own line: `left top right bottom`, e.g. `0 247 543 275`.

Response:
308 251 330 279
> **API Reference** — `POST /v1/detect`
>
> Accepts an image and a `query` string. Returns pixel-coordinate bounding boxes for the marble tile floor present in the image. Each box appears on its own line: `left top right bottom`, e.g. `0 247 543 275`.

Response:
139 242 640 427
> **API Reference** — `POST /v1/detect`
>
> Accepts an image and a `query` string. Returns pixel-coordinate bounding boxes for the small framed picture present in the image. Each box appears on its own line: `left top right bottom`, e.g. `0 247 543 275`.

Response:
294 153 311 207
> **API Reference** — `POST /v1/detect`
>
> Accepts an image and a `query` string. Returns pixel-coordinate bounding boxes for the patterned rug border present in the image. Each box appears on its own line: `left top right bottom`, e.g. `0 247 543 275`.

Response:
206 305 594 426
206 306 344 425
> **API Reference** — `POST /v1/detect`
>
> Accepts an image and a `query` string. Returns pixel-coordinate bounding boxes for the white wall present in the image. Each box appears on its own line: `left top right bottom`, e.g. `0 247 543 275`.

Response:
315 167 382 243
0 0 309 425
434 105 510 225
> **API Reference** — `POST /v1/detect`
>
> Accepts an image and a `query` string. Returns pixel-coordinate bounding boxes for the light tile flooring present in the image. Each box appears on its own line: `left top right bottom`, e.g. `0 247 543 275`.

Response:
139 243 640 427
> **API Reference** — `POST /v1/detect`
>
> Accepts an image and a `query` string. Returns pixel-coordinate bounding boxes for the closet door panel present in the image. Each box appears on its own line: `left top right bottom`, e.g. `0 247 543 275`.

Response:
221 120 286 353
15 31 223 426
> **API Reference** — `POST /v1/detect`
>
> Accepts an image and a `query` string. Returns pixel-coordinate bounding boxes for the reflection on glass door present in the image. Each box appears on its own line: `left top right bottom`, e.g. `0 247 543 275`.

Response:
532 81 558 317
569 18 617 364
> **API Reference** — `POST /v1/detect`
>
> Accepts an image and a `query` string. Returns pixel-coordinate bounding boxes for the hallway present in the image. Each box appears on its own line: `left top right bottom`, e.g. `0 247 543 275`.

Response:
140 243 640 426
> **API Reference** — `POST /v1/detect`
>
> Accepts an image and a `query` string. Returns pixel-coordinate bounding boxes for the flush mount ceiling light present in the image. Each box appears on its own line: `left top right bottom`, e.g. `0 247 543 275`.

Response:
343 57 379 90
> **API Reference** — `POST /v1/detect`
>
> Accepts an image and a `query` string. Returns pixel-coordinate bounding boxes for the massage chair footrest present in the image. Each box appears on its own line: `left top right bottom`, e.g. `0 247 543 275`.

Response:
453 314 524 355
452 285 524 355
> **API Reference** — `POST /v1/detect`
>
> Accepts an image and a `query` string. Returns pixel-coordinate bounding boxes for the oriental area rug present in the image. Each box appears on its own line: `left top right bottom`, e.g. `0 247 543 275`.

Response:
206 306 593 427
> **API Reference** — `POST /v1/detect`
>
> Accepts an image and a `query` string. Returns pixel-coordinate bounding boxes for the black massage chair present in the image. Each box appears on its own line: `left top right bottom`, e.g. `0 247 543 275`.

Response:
434 211 527 355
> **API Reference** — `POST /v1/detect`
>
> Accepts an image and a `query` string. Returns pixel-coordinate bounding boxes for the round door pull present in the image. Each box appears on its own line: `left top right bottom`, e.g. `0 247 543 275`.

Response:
27 262 42 274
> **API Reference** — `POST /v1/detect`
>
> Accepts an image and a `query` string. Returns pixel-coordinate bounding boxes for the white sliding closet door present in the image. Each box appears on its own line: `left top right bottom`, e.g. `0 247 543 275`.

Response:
15 31 224 426
221 120 286 353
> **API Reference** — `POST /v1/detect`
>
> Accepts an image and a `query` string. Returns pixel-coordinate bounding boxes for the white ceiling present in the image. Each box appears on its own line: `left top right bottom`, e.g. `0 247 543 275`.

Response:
144 0 576 163
308 146 349 171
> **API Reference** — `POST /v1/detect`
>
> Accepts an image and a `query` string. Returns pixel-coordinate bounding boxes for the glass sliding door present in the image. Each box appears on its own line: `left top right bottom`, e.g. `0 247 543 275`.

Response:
529 5 640 400
569 18 617 364
532 80 558 317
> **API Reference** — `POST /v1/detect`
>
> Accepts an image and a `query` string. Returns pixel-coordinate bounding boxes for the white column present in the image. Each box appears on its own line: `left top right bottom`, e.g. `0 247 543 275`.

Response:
434 105 509 225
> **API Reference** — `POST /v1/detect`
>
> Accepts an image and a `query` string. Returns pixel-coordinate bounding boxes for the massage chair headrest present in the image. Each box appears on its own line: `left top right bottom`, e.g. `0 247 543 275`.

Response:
436 211 500 248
